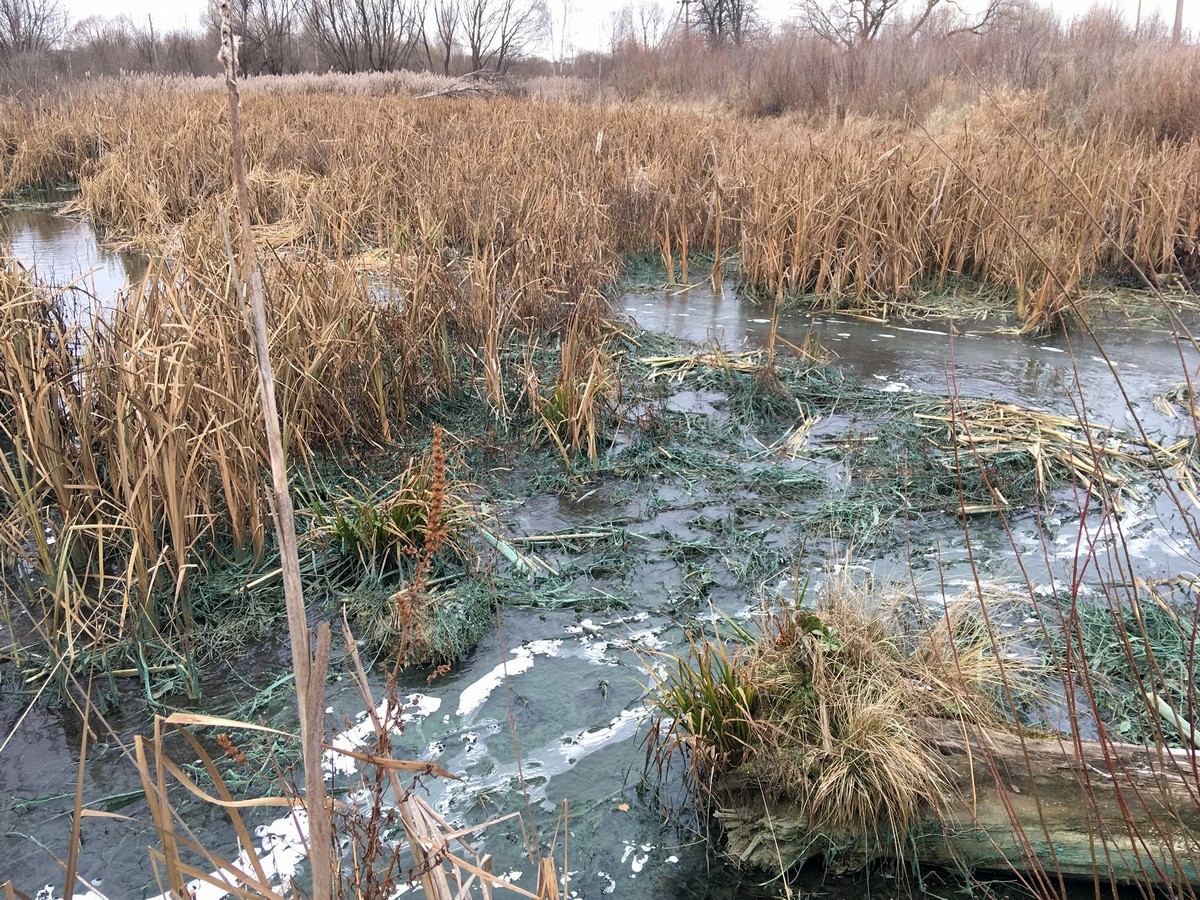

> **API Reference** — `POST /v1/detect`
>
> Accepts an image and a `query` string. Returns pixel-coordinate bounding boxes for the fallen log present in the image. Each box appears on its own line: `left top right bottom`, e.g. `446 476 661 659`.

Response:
717 718 1200 887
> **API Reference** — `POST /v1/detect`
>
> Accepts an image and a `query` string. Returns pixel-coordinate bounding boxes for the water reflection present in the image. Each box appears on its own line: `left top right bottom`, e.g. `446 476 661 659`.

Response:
628 283 1200 434
1 207 146 305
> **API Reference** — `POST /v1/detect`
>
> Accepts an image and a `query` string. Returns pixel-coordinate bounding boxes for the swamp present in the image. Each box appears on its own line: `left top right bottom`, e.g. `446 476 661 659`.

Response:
4 10 1200 900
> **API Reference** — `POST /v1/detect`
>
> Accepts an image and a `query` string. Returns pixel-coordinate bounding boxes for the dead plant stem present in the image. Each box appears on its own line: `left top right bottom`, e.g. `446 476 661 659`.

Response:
217 5 333 897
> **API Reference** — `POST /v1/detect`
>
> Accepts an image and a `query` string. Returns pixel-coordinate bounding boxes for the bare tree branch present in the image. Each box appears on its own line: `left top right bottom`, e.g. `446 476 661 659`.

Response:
795 0 1006 48
305 0 425 72
461 0 545 73
0 0 66 55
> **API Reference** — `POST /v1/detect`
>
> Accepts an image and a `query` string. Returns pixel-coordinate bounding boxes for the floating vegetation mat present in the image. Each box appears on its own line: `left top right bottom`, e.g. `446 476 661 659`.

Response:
1046 588 1200 748
907 397 1197 513
642 349 769 382
793 393 1200 543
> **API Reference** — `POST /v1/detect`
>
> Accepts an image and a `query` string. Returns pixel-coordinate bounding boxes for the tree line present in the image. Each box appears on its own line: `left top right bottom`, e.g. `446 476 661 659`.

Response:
0 0 563 76
0 0 1192 121
2 0 1080 77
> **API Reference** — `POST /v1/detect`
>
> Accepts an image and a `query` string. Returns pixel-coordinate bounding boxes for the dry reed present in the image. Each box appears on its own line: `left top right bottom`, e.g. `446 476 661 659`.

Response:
2 88 1197 331
0 246 448 671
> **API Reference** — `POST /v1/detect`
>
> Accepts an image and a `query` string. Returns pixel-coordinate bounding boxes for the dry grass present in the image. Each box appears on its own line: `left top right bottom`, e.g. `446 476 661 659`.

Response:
912 396 1199 513
533 317 618 461
0 247 453 669
2 88 1198 332
649 567 1037 856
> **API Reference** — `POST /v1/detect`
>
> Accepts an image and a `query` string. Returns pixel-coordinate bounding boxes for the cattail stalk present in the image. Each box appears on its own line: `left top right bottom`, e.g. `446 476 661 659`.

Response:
216 5 334 898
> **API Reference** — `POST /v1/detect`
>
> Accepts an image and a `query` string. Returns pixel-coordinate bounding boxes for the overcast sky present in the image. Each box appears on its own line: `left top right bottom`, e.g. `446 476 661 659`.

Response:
65 0 1197 53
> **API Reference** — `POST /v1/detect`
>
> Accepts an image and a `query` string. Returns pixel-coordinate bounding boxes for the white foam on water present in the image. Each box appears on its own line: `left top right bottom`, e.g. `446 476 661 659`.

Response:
323 693 443 776
148 807 310 900
456 649 537 717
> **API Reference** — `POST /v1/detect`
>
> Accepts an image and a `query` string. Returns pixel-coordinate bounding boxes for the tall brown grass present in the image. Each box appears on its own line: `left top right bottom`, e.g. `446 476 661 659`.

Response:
0 247 452 670
2 87 1196 331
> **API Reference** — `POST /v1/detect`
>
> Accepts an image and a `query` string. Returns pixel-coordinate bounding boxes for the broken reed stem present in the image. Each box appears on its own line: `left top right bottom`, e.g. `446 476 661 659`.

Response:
217 5 333 899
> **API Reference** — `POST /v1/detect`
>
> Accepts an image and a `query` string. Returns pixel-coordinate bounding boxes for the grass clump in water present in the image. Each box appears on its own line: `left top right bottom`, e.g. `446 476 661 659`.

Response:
319 427 472 573
1048 590 1200 748
649 567 1034 860
340 576 496 667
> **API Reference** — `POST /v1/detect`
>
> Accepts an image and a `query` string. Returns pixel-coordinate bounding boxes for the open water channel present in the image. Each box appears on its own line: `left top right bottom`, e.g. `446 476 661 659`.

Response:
2 207 1198 898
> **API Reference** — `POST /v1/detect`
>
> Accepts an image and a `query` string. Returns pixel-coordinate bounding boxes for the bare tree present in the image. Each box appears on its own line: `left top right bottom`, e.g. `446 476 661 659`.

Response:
694 0 756 46
67 14 137 64
67 15 217 75
422 0 458 73
461 0 498 70
609 0 669 52
206 0 300 73
795 0 1005 48
461 0 546 72
494 0 547 71
549 0 573 71
0 0 66 55
305 0 426 71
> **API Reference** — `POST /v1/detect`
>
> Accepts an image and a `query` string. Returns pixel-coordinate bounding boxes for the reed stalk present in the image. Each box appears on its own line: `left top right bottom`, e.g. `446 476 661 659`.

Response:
217 5 332 896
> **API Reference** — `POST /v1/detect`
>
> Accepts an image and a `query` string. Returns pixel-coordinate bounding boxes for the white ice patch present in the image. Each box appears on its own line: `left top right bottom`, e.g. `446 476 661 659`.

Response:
872 374 911 393
323 693 442 776
620 841 654 877
565 618 604 634
456 642 561 717
560 709 647 763
35 888 106 900
490 870 524 888
581 637 615 666
456 651 535 716
148 807 310 900
623 627 667 651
